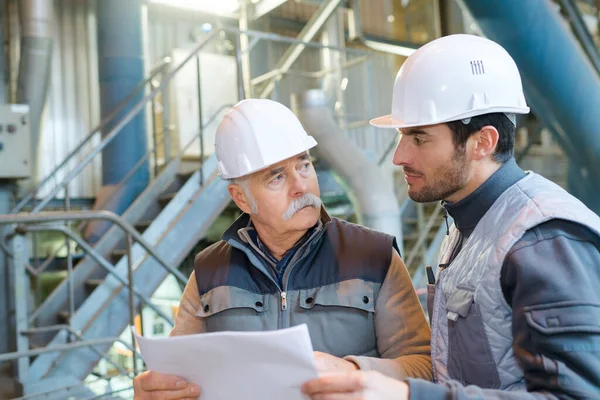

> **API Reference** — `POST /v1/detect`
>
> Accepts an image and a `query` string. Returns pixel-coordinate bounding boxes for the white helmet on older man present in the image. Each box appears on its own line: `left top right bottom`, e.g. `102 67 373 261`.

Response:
370 34 530 129
215 99 317 179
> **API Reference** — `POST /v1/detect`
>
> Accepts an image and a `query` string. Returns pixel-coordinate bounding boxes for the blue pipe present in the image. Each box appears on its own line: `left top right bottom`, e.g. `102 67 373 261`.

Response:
462 0 600 214
96 0 149 211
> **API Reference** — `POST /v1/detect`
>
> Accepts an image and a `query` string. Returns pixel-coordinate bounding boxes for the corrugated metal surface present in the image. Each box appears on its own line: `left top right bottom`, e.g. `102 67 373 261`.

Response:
23 0 102 199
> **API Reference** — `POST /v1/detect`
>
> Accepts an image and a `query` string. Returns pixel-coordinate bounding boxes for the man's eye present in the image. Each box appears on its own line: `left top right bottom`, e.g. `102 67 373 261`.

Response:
272 174 284 182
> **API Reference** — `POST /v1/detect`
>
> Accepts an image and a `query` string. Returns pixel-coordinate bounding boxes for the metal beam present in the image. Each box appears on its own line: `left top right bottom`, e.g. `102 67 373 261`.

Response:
238 0 252 98
250 0 287 20
347 0 363 41
258 0 343 99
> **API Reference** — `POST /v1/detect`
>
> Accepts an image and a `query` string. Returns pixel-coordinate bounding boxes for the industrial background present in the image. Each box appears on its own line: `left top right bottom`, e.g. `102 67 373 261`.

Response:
0 0 599 398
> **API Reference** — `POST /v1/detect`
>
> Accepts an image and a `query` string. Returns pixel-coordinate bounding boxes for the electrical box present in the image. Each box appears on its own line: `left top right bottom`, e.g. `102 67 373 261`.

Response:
0 104 31 179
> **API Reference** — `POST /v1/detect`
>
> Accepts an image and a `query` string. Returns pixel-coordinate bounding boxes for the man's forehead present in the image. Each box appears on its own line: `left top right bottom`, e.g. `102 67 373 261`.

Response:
398 123 448 135
254 152 310 178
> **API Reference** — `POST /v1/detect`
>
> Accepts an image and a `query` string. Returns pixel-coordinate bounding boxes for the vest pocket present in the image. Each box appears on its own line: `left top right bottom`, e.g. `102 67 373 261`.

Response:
447 287 500 388
195 286 271 332
293 280 378 357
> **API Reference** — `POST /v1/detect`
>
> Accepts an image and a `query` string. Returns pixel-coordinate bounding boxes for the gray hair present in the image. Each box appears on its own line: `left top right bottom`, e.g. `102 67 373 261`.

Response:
227 177 258 214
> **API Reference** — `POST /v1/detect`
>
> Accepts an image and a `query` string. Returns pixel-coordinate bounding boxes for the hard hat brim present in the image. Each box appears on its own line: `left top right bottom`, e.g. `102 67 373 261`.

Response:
219 136 318 180
369 114 405 129
370 106 531 130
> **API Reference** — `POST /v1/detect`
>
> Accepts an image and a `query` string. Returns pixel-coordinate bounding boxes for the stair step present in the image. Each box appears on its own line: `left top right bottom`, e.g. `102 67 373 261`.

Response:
158 192 176 207
85 279 104 292
57 310 70 323
135 219 153 233
177 170 195 181
111 249 127 263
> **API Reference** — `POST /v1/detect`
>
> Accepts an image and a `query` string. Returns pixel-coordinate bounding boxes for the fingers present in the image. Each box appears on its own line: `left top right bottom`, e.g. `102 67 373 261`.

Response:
133 371 200 400
302 371 369 396
309 392 364 400
134 385 200 400
136 371 189 391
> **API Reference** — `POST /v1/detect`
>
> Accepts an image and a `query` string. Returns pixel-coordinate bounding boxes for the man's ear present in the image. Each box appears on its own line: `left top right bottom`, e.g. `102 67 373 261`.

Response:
228 183 253 214
471 125 499 161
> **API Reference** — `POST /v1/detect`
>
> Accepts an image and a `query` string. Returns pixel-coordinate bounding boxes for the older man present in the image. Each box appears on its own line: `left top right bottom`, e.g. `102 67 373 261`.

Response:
133 99 432 399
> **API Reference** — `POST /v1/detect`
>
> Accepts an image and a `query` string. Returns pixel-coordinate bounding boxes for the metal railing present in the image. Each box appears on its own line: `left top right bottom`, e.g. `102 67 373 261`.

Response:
0 211 189 381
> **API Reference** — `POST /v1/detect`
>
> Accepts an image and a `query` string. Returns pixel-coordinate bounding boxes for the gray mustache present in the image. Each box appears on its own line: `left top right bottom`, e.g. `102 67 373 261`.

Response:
282 193 322 221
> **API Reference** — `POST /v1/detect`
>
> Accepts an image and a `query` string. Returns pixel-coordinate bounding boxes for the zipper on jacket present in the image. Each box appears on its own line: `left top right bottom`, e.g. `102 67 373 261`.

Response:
281 292 287 311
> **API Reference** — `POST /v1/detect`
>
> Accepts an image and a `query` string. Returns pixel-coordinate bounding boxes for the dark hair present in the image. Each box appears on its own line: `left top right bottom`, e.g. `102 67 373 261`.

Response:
445 113 516 163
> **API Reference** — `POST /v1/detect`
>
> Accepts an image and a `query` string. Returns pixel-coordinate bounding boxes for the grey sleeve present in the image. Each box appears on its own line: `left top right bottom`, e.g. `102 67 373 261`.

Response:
345 249 433 381
407 220 600 399
169 271 207 336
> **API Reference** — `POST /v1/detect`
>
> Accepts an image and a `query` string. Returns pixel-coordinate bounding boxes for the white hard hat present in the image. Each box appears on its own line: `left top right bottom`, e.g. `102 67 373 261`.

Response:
370 34 530 129
215 99 317 179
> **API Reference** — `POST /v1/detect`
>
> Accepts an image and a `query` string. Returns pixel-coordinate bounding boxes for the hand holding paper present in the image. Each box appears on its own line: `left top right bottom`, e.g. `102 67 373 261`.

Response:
134 324 318 400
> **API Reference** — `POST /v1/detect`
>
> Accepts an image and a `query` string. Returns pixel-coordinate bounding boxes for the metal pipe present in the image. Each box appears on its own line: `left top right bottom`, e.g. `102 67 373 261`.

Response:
210 27 369 54
151 94 159 177
16 0 54 182
28 30 218 214
239 0 252 97
64 184 75 342
235 34 247 101
0 211 188 284
23 224 173 325
97 0 149 191
250 68 282 87
125 234 138 376
347 0 362 41
557 0 600 76
259 0 343 99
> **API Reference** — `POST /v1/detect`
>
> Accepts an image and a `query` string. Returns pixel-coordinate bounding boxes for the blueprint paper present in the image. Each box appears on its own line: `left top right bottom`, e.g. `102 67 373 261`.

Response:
133 324 317 400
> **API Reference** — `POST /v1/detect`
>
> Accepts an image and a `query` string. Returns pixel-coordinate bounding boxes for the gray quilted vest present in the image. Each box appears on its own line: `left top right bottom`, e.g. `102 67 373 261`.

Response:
428 172 600 389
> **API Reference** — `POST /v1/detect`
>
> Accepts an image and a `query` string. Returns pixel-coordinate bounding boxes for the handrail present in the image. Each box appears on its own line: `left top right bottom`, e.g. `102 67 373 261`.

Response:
26 30 219 214
0 211 188 285
20 324 128 377
0 336 137 363
12 57 172 214
23 225 173 325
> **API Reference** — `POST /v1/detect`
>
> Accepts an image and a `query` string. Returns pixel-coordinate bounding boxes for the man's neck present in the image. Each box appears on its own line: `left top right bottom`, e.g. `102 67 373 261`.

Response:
443 157 526 234
446 161 502 203
252 223 308 260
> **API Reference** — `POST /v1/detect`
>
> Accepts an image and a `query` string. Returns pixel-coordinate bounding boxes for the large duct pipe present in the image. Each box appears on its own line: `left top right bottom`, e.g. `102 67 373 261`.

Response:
461 0 600 214
16 0 54 182
87 0 149 242
293 89 403 245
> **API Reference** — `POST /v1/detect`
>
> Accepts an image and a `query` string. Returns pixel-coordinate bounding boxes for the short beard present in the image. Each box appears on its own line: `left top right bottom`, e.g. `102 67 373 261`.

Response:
408 145 470 203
